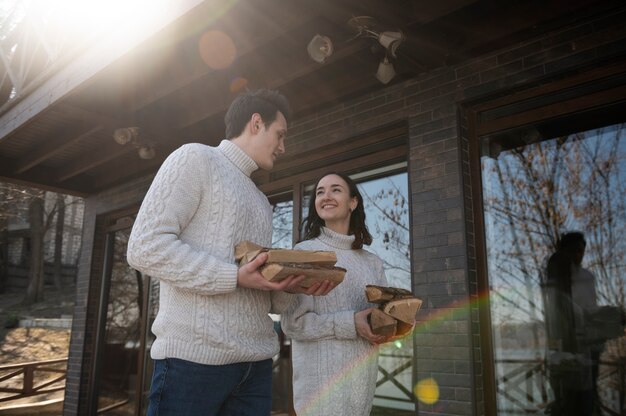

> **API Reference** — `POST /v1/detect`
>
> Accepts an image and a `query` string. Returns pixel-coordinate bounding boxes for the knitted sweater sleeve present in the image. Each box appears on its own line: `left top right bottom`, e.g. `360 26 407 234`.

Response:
281 293 357 341
126 144 237 295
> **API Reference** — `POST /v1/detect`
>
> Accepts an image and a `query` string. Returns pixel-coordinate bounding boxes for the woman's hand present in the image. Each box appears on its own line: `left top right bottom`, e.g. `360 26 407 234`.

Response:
355 308 388 345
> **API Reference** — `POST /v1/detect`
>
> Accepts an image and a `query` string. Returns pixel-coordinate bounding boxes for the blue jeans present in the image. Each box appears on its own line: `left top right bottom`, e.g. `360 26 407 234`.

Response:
147 358 273 416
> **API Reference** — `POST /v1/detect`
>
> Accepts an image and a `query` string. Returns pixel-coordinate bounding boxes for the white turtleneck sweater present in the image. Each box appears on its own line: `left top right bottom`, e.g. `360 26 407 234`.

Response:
127 140 294 365
281 227 388 416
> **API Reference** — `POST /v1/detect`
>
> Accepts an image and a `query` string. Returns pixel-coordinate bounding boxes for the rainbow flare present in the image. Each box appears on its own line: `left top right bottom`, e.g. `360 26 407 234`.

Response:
296 291 495 414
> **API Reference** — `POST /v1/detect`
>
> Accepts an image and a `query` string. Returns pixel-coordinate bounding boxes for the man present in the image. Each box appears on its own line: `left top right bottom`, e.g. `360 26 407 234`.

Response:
127 89 333 415
544 232 598 416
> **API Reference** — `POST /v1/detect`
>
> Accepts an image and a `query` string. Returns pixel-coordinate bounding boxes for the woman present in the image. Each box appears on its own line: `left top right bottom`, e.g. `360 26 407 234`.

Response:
281 172 388 416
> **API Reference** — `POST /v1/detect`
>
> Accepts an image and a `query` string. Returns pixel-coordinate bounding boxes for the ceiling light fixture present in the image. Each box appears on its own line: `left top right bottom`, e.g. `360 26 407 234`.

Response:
306 16 404 85
112 127 156 160
307 34 334 63
376 56 396 84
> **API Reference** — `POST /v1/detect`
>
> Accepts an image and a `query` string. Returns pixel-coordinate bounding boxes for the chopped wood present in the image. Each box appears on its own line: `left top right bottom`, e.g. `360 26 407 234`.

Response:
234 241 345 287
368 308 397 336
395 321 415 337
365 285 413 303
382 298 422 324
261 264 346 288
235 241 337 266
364 285 422 341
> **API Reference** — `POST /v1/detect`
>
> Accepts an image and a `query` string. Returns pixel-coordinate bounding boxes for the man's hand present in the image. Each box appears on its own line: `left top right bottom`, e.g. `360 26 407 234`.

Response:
355 308 388 345
284 279 336 296
237 253 307 291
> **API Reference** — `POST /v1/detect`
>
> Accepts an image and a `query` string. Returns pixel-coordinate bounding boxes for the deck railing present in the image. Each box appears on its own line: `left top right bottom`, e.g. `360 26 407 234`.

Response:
0 357 67 403
496 357 626 415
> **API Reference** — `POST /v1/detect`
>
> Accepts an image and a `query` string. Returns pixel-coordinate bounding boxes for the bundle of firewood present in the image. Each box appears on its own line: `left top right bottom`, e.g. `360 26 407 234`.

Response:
235 241 345 288
365 285 422 338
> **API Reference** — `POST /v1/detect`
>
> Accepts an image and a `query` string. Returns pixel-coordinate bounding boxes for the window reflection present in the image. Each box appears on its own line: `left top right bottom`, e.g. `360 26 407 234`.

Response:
271 200 293 249
97 228 142 414
482 122 626 415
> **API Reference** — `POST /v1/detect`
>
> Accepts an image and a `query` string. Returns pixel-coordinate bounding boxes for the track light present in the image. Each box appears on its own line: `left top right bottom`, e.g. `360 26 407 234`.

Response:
376 56 396 84
306 16 404 85
113 127 140 145
112 127 155 159
138 146 156 160
376 31 403 58
307 34 333 63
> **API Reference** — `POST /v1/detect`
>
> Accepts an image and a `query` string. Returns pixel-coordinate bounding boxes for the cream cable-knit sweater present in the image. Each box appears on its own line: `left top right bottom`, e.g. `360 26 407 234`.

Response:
127 140 293 365
281 227 388 416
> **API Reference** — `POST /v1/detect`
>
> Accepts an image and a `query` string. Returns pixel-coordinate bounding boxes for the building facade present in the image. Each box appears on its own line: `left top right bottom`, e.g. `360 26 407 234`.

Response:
1 1 625 414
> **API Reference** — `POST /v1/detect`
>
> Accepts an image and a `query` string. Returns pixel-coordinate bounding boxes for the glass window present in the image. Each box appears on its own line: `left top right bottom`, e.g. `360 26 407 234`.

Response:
271 199 293 249
481 117 626 415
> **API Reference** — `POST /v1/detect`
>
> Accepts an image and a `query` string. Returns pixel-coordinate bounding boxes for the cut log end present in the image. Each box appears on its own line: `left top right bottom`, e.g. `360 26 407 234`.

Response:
368 308 397 336
382 298 422 324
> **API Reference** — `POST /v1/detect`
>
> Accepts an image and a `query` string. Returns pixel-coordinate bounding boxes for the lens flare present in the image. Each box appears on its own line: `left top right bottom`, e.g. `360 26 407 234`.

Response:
229 77 248 93
198 30 237 69
414 377 439 405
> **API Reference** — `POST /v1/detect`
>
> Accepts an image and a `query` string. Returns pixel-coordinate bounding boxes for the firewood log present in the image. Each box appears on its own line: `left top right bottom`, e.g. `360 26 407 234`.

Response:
364 285 422 338
368 308 397 337
365 285 413 303
382 298 422 324
234 241 345 287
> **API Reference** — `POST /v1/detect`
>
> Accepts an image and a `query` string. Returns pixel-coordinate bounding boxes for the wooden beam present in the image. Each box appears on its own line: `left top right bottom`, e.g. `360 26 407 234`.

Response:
177 41 368 129
14 125 102 174
0 0 207 142
0 156 90 196
56 141 137 182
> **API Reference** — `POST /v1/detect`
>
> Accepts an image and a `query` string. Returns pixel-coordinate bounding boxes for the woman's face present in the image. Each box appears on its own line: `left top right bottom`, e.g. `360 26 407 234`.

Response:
314 174 357 233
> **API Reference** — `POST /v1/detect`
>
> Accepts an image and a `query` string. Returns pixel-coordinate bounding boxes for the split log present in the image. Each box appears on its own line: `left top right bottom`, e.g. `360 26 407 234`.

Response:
365 285 413 303
395 321 415 337
261 263 346 288
235 241 345 287
365 285 422 339
382 298 422 324
368 308 397 337
235 241 337 266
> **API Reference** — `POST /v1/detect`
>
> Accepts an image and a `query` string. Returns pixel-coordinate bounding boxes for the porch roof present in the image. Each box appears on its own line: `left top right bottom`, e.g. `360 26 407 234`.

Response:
0 0 612 195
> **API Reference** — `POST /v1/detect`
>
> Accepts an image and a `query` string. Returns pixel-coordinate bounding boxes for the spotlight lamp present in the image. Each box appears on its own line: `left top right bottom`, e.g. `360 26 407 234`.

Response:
307 34 334 63
347 16 404 58
376 56 396 84
112 126 156 160
376 31 404 58
305 16 404 85
113 127 139 145
138 146 156 160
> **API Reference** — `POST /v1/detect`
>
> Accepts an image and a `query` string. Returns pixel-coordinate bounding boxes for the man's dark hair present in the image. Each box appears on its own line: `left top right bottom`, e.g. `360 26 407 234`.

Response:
224 89 291 139
301 172 373 250
558 231 586 251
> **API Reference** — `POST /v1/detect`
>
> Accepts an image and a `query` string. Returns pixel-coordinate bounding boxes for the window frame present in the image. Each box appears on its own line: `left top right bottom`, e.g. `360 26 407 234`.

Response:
464 59 626 415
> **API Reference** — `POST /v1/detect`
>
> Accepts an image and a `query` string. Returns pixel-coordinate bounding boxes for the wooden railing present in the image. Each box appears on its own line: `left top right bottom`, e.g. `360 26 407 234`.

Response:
496 357 626 415
0 357 67 403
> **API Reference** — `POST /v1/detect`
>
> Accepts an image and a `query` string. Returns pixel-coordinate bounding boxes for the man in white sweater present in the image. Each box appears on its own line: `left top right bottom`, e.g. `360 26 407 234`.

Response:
127 89 332 416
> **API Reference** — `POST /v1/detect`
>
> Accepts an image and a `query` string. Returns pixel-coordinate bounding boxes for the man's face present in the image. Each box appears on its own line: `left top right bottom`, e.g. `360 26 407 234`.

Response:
249 111 287 171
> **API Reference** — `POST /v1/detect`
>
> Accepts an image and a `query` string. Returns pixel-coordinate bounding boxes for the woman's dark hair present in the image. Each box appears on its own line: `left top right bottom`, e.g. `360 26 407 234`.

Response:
224 89 291 139
301 172 373 249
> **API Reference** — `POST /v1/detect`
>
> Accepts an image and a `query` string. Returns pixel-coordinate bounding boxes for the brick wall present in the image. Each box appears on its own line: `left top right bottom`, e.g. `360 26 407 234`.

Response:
62 4 626 414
